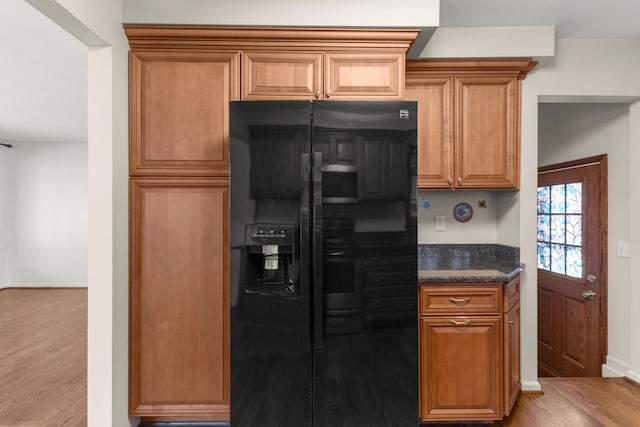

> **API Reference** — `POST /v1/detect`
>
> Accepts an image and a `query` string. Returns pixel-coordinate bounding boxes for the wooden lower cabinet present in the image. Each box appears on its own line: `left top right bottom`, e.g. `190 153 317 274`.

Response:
129 178 230 420
504 301 521 416
419 277 520 422
419 316 503 420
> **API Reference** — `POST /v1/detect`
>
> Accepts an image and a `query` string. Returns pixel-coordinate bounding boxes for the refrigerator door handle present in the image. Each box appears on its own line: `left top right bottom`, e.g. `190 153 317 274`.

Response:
312 151 324 349
300 153 311 303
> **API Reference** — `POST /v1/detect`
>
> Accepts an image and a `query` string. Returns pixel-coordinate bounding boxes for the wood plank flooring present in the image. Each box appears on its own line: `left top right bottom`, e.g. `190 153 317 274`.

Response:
502 378 640 427
426 377 640 426
2 288 640 426
0 288 87 427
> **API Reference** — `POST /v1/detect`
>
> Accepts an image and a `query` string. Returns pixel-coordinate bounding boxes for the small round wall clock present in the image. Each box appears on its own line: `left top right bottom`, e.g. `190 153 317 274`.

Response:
453 202 473 223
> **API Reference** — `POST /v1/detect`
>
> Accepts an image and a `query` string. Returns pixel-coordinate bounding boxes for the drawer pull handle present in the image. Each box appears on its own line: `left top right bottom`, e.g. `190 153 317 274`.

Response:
449 297 471 304
450 319 472 326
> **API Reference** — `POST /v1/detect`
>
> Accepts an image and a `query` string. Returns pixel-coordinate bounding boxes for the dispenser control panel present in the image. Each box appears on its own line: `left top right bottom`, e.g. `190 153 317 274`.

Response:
247 224 296 246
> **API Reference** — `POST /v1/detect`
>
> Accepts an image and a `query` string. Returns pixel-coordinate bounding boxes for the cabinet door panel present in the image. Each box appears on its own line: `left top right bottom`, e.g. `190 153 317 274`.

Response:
242 51 322 100
325 52 404 99
129 178 229 419
130 51 239 176
420 316 503 420
504 302 521 416
405 77 454 189
455 75 518 188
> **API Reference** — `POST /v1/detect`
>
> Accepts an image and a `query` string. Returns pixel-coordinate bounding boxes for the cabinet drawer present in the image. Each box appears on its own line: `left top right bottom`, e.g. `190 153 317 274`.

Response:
420 286 502 315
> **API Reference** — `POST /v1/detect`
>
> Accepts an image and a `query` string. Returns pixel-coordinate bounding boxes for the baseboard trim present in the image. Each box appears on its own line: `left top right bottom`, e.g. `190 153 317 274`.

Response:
1 283 88 289
624 376 640 388
625 369 640 384
602 355 630 377
521 380 542 392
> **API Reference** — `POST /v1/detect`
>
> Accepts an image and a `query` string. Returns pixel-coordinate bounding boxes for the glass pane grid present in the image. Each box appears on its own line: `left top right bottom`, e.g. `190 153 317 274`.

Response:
537 183 583 278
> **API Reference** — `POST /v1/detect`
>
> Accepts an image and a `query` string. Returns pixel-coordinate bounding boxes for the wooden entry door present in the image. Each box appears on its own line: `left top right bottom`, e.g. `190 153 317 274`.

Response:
537 155 607 377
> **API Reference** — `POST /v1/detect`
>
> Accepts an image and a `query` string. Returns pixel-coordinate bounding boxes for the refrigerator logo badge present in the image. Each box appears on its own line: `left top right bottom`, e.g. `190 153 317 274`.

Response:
399 110 410 119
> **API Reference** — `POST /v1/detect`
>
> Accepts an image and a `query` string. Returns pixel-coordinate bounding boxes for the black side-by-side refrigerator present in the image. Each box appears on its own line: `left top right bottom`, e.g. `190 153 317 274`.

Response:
229 100 418 427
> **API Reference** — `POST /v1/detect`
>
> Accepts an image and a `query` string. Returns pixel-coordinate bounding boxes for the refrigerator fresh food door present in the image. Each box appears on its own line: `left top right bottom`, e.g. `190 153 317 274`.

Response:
311 101 419 427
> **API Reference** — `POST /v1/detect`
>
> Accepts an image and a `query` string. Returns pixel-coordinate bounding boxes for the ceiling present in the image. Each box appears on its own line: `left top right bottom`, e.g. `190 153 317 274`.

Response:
2 0 640 145
441 0 640 38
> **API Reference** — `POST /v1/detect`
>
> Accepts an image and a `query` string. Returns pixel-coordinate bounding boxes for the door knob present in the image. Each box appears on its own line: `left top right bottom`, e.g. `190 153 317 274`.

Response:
582 290 597 300
586 274 596 282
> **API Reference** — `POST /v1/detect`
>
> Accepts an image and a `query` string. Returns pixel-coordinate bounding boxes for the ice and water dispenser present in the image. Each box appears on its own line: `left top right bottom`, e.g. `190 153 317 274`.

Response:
244 223 299 296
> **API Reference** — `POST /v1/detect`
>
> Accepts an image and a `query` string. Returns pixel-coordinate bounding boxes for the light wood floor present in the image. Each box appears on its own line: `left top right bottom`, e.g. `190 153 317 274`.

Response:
0 288 87 427
2 289 640 427
501 377 640 427
425 377 640 426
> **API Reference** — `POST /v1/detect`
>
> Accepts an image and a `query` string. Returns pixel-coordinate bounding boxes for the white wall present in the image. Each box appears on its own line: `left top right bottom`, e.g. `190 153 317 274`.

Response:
122 0 439 28
521 38 640 386
538 103 631 376
25 0 130 425
4 142 87 286
121 0 440 58
0 146 9 286
418 190 500 244
420 26 555 58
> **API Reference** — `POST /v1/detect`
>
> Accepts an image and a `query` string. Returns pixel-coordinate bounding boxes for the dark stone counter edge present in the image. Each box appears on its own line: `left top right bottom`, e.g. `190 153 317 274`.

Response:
418 264 524 284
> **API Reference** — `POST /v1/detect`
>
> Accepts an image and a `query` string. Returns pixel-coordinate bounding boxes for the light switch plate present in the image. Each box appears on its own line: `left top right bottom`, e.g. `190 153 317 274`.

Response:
435 215 445 231
617 241 631 258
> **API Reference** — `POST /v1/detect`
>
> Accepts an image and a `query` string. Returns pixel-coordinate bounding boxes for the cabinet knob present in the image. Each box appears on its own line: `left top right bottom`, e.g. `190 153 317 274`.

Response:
447 177 453 186
457 177 462 185
315 89 320 99
326 89 331 98
508 320 515 325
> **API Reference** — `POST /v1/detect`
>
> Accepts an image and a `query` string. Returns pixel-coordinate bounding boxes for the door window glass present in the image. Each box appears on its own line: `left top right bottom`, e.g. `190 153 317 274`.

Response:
537 183 583 278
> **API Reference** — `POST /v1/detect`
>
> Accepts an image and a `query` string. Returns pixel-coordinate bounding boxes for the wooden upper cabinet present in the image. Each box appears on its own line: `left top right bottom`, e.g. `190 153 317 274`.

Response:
456 75 518 188
129 50 240 176
234 27 419 101
242 51 406 100
324 52 405 99
406 59 536 190
405 77 454 188
242 51 322 99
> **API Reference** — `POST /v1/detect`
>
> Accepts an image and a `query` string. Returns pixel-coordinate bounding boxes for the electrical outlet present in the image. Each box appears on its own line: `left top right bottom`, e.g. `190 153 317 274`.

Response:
617 241 631 258
435 216 445 231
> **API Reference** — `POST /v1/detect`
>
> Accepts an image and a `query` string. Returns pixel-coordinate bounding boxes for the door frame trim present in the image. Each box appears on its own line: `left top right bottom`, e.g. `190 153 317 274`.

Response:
538 154 608 371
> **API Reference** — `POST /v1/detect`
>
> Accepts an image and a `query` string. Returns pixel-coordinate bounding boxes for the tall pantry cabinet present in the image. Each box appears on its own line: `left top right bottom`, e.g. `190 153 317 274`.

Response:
125 26 419 423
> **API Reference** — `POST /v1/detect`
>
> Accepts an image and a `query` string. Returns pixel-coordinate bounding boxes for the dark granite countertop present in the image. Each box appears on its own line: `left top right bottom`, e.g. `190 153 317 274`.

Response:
417 244 523 283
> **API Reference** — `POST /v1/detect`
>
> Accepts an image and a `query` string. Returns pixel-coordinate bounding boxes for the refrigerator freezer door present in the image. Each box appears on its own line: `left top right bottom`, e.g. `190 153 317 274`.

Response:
230 101 313 427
